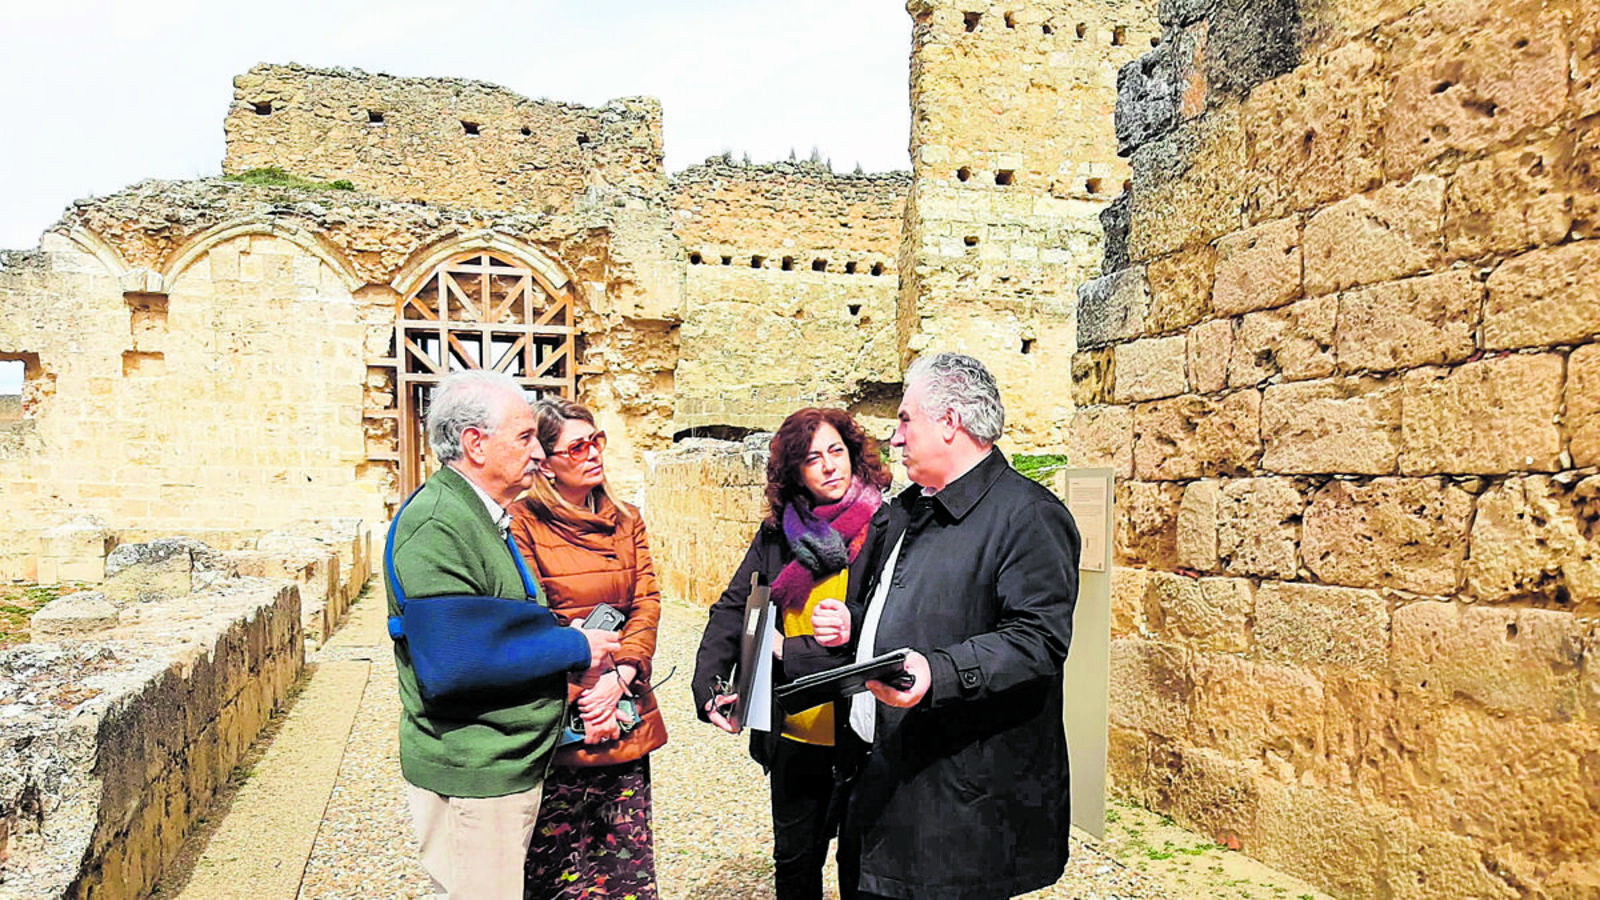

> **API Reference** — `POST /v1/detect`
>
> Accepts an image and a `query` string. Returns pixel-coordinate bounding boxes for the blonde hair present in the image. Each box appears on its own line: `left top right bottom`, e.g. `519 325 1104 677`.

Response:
522 397 633 523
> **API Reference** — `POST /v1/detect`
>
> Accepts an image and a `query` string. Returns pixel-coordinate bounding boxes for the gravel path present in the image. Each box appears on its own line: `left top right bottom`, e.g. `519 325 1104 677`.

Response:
289 592 1178 899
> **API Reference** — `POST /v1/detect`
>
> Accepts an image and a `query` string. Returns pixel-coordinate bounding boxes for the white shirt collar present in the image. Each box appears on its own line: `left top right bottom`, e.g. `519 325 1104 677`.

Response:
453 465 512 537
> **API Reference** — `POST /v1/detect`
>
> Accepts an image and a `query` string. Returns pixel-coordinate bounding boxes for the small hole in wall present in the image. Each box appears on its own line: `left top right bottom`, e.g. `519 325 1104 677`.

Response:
957 167 972 182
253 101 273 116
721 255 733 266
1513 37 1528 50
995 169 1015 186
782 256 794 271
1085 177 1103 194
1112 26 1127 45
813 259 828 272
577 133 591 146
1151 35 1161 47
849 304 862 316
1021 338 1035 355
1004 12 1016 28
870 263 885 276
521 126 532 136
845 261 858 274
1123 179 1132 192
1506 622 1519 639
689 252 703 265
1076 22 1087 39
1432 81 1454 94
1042 22 1054 34
0 360 22 422
751 255 764 268
462 121 480 135
964 235 979 247
964 11 982 32
367 110 385 124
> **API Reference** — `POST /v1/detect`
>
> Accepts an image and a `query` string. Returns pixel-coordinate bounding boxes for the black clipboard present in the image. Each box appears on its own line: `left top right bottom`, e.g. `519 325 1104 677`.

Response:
719 571 772 733
773 648 913 714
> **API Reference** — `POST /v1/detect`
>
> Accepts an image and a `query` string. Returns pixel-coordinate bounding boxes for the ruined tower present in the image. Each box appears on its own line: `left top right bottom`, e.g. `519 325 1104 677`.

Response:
898 0 1156 448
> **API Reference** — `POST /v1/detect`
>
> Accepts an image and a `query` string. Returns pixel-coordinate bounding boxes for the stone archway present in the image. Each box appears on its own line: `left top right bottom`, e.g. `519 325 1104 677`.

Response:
393 250 577 495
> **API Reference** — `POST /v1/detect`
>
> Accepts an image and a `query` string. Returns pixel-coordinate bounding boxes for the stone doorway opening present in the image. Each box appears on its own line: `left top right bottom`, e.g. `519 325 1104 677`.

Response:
394 251 577 495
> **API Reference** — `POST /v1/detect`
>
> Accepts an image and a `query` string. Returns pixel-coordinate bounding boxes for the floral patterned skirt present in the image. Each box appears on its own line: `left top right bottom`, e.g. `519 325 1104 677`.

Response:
524 757 657 900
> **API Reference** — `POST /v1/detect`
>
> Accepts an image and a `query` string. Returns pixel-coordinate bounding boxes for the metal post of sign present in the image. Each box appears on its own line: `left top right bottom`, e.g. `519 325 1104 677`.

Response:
1056 467 1115 840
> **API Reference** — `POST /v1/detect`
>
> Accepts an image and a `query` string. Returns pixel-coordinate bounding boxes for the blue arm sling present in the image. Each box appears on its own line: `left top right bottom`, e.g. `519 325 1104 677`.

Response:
385 496 589 711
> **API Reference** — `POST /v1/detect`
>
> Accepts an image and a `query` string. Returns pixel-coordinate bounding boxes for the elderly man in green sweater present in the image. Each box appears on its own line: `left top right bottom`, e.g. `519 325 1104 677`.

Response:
387 370 619 899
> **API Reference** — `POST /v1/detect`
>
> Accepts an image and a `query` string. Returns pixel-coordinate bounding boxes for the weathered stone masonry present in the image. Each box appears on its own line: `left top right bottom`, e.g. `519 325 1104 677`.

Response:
1079 0 1600 896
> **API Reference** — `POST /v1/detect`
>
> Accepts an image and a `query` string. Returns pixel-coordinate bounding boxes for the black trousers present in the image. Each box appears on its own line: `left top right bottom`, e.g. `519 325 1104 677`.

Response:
769 737 839 900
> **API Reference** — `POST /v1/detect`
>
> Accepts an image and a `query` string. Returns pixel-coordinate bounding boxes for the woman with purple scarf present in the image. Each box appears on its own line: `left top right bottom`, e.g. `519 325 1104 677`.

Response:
692 407 892 900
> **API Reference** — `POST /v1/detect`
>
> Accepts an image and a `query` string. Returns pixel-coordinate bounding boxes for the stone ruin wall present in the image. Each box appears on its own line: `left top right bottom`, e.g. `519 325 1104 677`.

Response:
1076 0 1600 896
641 438 770 608
224 63 665 219
900 0 1158 451
1 555 307 899
669 160 910 437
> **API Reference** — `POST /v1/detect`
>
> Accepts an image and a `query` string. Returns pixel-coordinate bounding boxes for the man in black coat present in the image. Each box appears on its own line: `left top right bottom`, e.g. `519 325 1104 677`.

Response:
832 352 1082 900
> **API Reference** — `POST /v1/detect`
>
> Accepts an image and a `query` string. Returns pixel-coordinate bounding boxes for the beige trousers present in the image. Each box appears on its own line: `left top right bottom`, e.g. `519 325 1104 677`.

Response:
407 782 544 900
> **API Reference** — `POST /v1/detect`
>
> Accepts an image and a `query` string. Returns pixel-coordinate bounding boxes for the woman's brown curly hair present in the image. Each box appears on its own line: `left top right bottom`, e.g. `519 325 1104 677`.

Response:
764 408 892 525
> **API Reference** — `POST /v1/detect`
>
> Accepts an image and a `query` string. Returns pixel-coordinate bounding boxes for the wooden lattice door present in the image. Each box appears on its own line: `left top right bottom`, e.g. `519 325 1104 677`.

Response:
394 252 577 495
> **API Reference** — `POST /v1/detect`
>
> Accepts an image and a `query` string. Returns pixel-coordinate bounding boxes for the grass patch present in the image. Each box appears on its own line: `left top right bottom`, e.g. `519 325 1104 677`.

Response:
225 166 356 192
0 583 76 646
1013 453 1072 485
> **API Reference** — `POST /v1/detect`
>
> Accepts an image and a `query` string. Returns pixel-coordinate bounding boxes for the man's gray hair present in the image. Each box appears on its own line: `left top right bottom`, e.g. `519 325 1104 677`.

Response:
906 352 1005 444
427 370 527 464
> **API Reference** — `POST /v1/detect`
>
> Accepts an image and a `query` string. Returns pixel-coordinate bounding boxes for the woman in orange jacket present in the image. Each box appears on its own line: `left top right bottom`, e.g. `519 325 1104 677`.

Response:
511 398 667 900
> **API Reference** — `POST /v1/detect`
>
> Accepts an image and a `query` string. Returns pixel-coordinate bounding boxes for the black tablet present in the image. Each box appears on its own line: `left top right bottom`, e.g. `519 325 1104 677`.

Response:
774 648 914 713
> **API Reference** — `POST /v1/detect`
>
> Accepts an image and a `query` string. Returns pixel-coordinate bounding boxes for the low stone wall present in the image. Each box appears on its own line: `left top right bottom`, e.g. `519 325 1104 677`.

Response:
641 437 769 607
0 577 302 899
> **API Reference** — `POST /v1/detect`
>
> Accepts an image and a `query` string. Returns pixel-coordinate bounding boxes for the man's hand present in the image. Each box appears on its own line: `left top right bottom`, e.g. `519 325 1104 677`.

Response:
811 598 851 647
704 693 739 733
578 667 630 719
575 626 621 669
867 649 931 708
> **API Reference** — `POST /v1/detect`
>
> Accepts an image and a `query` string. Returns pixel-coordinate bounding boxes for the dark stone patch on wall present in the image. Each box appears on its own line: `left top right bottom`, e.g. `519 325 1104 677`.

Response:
1078 267 1151 349
1205 0 1303 100
1159 0 1217 28
1117 43 1182 155
1101 193 1133 275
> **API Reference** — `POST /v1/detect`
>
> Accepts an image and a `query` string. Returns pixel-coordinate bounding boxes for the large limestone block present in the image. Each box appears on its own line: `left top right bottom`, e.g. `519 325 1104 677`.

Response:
1303 176 1445 296
1336 269 1480 373
1444 141 1572 261
1107 725 1152 805
1261 378 1402 475
1070 405 1133 478
1400 354 1564 475
1392 601 1585 720
1146 244 1216 332
1228 296 1337 388
1143 572 1251 652
30 591 119 638
1382 0 1569 178
1114 336 1188 402
1256 581 1388 672
1186 316 1232 394
1111 566 1152 637
1420 704 1600 876
1132 390 1262 481
1466 475 1600 606
1146 743 1266 851
1072 348 1115 406
1241 40 1386 218
1217 477 1303 579
1212 217 1302 317
1115 480 1185 570
1301 478 1472 594
1108 637 1193 737
1252 781 1520 900
1571 343 1600 467
1076 267 1150 348
1130 109 1248 260
1484 241 1600 350
1175 479 1220 571
1189 654 1323 772
1575 117 1600 241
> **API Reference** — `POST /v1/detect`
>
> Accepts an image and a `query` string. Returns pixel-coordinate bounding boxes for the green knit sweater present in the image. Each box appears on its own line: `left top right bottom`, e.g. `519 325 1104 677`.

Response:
387 466 579 798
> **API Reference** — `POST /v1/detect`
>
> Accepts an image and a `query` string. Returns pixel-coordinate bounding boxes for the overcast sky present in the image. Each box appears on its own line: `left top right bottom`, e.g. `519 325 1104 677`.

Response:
0 0 913 252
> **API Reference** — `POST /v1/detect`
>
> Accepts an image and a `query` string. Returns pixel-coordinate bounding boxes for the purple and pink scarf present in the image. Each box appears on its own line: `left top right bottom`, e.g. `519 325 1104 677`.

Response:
771 476 883 612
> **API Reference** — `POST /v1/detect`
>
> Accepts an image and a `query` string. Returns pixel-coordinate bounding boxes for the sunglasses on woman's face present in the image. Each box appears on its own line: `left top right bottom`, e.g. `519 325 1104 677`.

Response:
552 430 607 462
